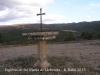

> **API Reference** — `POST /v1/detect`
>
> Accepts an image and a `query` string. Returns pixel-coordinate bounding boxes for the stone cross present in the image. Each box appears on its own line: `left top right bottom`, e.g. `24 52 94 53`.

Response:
37 8 45 32
22 32 59 68
22 8 59 68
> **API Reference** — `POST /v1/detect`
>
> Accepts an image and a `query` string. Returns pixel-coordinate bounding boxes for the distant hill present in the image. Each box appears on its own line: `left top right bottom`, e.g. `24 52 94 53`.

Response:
0 21 100 45
0 21 100 32
61 21 100 32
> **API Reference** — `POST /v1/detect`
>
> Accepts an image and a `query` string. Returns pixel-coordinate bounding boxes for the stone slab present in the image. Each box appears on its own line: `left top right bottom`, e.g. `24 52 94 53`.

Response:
22 32 59 40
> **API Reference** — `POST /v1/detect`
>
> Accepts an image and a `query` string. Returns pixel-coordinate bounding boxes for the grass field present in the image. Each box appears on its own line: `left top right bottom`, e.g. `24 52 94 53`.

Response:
0 40 100 75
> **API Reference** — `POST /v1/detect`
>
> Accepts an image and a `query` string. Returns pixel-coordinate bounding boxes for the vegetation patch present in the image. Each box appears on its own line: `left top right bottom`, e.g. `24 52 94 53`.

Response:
0 56 98 75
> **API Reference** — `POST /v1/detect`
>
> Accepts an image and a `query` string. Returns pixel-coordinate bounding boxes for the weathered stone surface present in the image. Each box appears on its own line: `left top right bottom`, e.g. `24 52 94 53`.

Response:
38 40 46 59
34 58 51 68
22 32 59 40
22 32 59 68
34 40 51 68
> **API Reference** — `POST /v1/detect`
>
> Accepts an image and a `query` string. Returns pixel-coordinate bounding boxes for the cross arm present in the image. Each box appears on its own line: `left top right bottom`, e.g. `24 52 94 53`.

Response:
37 13 45 16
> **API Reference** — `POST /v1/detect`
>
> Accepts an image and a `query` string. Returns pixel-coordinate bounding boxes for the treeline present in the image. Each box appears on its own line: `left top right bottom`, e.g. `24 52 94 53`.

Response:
0 32 2 43
62 21 100 32
0 29 37 45
52 31 100 42
0 21 100 32
0 30 100 45
0 21 100 45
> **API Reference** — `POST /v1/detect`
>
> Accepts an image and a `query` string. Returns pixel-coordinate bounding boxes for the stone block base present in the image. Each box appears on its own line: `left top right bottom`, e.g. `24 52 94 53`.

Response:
34 58 51 68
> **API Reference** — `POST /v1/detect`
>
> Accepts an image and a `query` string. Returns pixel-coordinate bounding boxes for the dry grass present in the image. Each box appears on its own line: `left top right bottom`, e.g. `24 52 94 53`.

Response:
0 56 98 75
0 40 100 75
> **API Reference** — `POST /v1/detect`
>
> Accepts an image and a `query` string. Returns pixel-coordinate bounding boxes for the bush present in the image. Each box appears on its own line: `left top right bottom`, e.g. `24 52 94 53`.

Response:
65 32 75 41
80 31 93 40
0 32 2 43
98 32 100 39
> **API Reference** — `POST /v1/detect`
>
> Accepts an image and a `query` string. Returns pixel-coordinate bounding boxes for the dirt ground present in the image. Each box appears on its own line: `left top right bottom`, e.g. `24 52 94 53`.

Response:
0 40 100 70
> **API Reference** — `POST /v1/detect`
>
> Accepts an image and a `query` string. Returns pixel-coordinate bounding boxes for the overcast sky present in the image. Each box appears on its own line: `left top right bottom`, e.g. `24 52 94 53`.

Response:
0 0 100 25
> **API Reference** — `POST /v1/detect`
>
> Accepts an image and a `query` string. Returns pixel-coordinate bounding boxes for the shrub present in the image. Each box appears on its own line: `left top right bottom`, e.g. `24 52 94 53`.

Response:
80 31 93 40
0 32 2 43
65 32 75 41
98 32 100 39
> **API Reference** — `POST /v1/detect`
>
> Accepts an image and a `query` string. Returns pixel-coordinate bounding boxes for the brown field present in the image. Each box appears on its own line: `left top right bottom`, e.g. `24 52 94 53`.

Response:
0 40 100 75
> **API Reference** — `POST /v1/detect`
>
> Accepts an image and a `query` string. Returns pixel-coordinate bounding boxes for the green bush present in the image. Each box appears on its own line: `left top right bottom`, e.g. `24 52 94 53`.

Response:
98 32 100 39
80 31 93 40
65 32 75 41
0 32 2 43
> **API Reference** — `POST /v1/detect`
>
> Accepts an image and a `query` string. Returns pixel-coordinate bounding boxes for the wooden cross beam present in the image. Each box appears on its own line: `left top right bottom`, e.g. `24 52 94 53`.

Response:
37 8 45 32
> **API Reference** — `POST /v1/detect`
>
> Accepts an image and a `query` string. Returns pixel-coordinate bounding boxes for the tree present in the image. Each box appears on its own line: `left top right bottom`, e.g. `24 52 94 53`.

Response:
98 32 100 39
65 32 75 41
0 32 2 43
80 31 93 40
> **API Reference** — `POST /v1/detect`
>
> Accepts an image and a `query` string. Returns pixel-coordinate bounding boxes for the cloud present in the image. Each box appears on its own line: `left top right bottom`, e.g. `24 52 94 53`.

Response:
0 5 6 11
43 14 66 24
0 0 55 25
0 8 9 16
0 22 13 25
0 7 32 22
14 0 54 6
0 0 66 25
66 20 72 23
89 11 95 14
90 2 100 7
65 2 69 5
85 16 91 18
0 0 54 9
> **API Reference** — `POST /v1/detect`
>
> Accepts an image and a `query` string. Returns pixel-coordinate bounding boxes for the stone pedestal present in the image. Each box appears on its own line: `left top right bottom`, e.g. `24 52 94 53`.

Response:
22 32 59 68
38 40 46 59
34 40 50 68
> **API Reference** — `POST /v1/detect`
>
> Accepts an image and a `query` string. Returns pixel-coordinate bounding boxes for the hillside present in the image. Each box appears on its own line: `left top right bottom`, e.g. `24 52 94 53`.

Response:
62 21 100 32
0 21 100 32
0 21 100 45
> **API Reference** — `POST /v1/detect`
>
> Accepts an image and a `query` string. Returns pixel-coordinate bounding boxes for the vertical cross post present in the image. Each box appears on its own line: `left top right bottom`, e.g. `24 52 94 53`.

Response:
37 8 45 32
